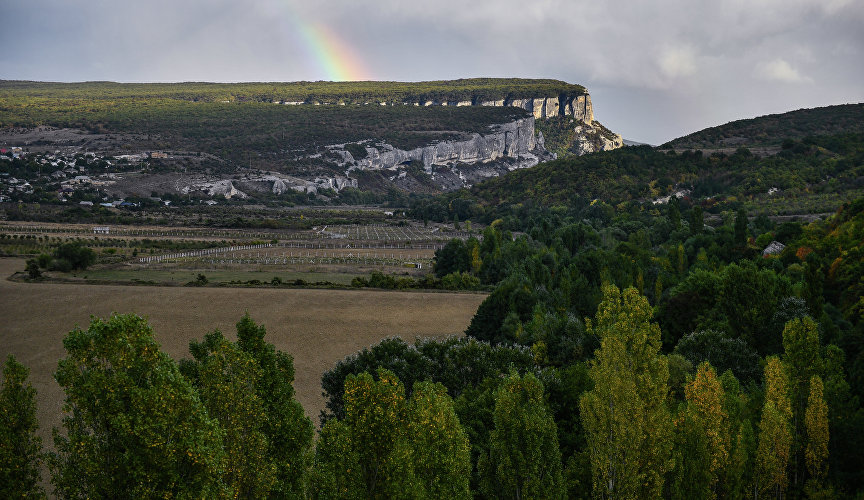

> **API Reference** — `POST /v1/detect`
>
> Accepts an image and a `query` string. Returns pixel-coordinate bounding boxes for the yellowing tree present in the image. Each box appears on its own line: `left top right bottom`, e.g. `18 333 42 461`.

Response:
755 357 793 499
408 381 472 499
684 362 730 496
579 285 672 499
804 375 829 497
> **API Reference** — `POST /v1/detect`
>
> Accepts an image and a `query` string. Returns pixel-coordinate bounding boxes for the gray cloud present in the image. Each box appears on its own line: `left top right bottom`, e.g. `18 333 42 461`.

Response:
2 0 863 144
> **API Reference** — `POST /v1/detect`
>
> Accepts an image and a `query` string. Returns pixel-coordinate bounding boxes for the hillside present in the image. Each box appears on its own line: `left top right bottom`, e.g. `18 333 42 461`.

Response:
664 103 864 150
410 131 864 222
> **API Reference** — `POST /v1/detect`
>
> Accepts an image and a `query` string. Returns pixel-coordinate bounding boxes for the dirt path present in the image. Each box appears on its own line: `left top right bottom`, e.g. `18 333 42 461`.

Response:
0 258 484 447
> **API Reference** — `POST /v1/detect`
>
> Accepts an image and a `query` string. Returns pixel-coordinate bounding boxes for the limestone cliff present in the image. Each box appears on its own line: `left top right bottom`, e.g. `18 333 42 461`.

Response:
326 117 554 190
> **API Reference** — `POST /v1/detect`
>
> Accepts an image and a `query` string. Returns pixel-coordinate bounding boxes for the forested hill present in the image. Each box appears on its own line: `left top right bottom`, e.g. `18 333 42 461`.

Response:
663 103 864 149
410 131 864 223
0 78 585 106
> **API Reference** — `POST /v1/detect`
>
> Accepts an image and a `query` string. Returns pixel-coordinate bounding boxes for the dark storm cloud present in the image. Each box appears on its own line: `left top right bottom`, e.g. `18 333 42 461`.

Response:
2 0 863 143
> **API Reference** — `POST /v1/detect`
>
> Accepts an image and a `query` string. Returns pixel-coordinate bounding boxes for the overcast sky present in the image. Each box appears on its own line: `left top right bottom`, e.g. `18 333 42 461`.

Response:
2 0 863 144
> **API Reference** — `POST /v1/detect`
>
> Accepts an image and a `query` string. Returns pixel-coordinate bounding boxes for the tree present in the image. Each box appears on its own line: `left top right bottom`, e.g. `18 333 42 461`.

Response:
579 285 672 499
754 357 793 499
25 258 41 279
0 355 44 498
50 314 225 498
182 331 276 498
479 372 563 499
53 242 96 271
408 381 472 499
684 362 731 496
234 314 314 498
804 376 829 497
313 369 418 499
781 316 824 491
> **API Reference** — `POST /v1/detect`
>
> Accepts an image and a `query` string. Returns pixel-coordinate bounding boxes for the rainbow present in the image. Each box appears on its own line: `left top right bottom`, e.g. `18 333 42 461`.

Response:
291 18 371 82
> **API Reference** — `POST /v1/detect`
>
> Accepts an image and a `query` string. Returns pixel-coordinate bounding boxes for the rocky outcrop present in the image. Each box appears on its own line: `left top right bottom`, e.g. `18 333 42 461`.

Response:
181 173 357 199
331 117 551 176
571 121 624 155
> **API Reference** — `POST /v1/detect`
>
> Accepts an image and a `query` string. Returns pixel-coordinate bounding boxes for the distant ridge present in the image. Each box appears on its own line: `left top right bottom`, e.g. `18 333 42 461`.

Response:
663 103 864 149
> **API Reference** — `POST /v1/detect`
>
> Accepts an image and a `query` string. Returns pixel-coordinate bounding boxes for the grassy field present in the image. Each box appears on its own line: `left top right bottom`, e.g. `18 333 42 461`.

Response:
0 258 485 452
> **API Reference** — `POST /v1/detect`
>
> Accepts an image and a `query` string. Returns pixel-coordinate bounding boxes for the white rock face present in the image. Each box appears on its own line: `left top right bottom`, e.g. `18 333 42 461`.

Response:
571 122 624 156
501 95 594 121
342 117 543 175
184 172 356 199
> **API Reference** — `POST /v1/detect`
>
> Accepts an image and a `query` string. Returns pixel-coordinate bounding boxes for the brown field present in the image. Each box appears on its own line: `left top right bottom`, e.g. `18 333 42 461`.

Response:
0 258 485 449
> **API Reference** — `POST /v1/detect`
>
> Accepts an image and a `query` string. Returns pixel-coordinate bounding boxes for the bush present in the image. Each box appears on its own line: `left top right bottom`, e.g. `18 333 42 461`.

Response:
53 243 95 270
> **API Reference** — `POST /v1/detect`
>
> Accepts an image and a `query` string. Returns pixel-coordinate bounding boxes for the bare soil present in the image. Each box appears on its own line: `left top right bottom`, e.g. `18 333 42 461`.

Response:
0 258 485 448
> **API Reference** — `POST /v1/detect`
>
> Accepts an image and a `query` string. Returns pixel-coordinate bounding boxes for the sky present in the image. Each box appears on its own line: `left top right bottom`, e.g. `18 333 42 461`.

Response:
2 0 863 145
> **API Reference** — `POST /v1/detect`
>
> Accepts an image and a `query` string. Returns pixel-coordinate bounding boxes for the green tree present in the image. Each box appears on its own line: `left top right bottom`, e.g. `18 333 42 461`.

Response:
0 355 44 498
726 421 756 500
234 314 314 498
754 357 793 499
781 316 824 491
49 314 225 498
183 331 276 498
53 242 96 271
313 369 418 499
684 362 730 496
25 258 41 279
804 375 829 497
408 381 471 499
480 372 563 500
310 419 362 499
579 285 672 498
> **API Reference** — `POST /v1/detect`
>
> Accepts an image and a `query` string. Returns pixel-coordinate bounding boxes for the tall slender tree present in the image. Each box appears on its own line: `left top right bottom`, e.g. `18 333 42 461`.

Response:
235 314 314 498
579 285 672 498
755 357 793 499
781 316 824 491
684 362 731 496
408 381 472 499
804 375 830 497
183 331 276 498
480 372 564 499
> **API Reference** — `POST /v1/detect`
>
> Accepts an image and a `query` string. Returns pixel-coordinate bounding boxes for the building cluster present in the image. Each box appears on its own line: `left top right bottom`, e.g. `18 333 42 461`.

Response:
0 148 143 205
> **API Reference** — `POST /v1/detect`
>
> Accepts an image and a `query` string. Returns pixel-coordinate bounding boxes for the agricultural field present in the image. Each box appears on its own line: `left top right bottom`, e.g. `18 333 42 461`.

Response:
0 219 476 285
0 257 486 447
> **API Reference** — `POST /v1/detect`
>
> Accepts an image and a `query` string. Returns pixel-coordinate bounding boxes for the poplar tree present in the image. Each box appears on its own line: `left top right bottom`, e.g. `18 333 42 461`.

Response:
0 355 44 498
579 285 672 499
754 357 793 499
804 375 829 497
312 369 418 499
781 316 823 491
684 362 730 496
408 381 472 499
235 314 314 498
184 331 276 498
480 372 563 500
